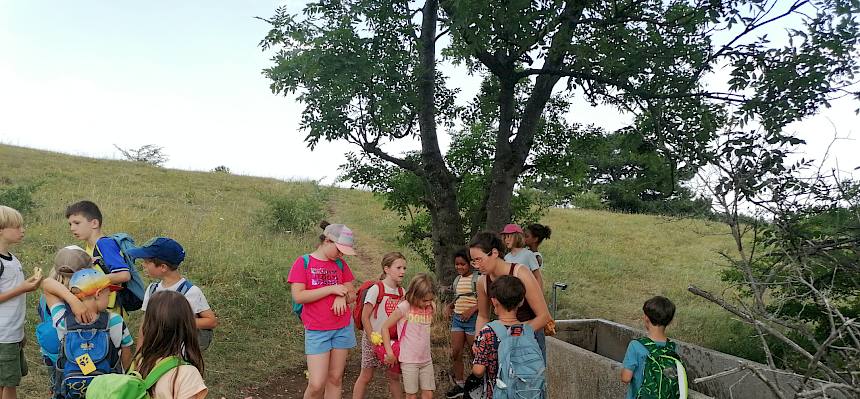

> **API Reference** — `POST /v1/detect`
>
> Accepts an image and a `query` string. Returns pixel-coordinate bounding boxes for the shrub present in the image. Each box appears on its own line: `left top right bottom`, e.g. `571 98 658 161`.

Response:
212 165 231 173
258 188 328 234
572 190 605 210
0 182 42 215
114 144 168 166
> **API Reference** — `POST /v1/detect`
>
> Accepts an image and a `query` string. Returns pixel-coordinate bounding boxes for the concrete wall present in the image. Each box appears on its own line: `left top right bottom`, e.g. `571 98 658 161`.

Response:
547 319 845 399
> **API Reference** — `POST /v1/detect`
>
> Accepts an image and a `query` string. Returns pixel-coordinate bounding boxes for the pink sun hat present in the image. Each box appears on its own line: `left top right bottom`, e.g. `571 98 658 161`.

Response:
501 223 524 234
324 224 356 255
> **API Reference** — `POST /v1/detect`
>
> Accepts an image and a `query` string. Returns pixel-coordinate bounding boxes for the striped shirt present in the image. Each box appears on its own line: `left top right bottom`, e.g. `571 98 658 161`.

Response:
453 274 478 315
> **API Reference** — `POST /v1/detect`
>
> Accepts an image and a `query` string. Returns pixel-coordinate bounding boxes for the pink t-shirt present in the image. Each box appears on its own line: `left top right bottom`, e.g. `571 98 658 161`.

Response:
287 255 355 331
396 301 434 364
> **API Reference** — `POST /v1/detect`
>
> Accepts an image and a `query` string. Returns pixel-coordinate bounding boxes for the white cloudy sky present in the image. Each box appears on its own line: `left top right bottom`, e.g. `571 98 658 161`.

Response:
1 1 857 184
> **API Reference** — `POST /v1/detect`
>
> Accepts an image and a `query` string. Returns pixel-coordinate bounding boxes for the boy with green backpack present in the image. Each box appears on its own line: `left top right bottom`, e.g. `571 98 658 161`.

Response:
621 296 688 399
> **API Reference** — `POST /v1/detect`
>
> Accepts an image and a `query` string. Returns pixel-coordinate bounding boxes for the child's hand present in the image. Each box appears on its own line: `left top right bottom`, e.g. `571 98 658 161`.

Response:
21 274 43 292
444 303 454 318
328 284 349 297
460 307 476 321
70 301 97 324
384 351 397 366
331 296 348 316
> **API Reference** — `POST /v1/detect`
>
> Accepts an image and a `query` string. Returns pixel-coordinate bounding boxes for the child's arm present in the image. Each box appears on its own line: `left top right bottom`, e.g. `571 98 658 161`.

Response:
291 282 347 304
106 271 131 284
196 309 218 330
41 279 97 323
460 303 479 321
361 302 374 337
381 308 404 365
475 275 491 334
0 275 40 303
120 346 132 371
620 341 640 384
470 327 492 377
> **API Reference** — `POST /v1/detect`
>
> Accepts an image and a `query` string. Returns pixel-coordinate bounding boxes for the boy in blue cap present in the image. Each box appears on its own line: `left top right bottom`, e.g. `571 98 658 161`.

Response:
126 237 218 350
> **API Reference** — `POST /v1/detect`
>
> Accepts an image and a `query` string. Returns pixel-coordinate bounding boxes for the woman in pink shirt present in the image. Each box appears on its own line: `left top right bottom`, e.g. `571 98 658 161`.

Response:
288 222 358 399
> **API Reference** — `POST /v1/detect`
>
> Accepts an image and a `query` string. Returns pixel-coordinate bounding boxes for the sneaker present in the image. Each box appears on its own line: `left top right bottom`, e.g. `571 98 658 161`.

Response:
446 384 464 398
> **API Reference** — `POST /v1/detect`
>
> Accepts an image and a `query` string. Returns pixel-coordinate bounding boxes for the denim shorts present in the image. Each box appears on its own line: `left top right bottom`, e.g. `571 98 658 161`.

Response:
450 313 478 335
304 322 357 355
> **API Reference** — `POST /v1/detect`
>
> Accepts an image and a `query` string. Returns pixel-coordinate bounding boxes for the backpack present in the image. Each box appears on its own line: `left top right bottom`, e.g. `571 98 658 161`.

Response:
85 356 187 399
36 295 62 365
489 321 545 399
54 311 121 399
636 337 688 399
353 280 404 335
147 280 214 351
95 234 146 312
291 254 344 319
452 272 479 299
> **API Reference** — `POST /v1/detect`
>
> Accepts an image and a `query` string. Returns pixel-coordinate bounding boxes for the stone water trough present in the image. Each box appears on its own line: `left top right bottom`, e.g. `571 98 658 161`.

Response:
546 319 845 399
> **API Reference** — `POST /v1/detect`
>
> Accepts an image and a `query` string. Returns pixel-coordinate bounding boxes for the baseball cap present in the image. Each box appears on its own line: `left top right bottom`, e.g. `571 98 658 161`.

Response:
324 224 356 255
126 237 186 266
501 224 523 234
69 269 121 299
54 246 92 277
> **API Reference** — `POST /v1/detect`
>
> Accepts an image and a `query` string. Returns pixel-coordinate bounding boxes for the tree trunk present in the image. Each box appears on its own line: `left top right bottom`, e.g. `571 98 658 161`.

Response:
416 0 463 286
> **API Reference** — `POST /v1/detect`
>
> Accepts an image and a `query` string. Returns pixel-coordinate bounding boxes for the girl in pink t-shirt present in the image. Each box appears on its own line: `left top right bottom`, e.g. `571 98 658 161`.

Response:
381 273 437 399
288 222 358 399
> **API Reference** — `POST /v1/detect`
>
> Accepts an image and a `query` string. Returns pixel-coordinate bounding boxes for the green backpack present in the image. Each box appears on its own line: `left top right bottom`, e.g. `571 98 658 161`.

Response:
85 356 187 399
636 338 688 399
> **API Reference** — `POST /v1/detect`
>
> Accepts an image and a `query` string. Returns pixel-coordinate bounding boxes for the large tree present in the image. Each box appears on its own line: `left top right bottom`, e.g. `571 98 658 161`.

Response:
260 0 859 282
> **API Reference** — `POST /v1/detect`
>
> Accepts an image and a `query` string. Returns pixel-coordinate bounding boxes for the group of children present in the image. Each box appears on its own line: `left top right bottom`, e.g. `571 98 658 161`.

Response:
292 221 685 399
0 202 216 399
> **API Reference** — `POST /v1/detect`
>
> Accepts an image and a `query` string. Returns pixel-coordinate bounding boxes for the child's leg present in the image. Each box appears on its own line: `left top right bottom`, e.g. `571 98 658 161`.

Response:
305 352 332 399
420 390 433 399
352 368 374 399
353 333 378 399
325 348 350 399
385 369 404 399
450 330 466 383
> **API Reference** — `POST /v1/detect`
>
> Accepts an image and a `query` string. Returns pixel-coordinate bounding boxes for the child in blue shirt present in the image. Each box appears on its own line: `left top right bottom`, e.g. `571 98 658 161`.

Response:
620 296 678 399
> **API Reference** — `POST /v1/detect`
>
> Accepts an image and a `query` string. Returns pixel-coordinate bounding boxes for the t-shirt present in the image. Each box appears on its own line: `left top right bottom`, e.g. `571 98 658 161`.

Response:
151 364 207 399
363 281 402 332
50 303 133 349
504 248 540 271
533 251 543 268
287 255 355 331
452 274 478 315
142 278 211 315
0 253 25 343
88 237 129 313
396 301 434 364
472 323 526 398
622 339 679 399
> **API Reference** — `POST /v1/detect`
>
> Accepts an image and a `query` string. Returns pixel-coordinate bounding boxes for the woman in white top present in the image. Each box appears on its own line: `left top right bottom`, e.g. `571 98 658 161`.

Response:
135 290 207 399
500 224 543 289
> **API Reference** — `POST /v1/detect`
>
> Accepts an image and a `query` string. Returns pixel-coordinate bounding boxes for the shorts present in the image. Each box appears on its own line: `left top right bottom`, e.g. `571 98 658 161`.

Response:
0 341 28 387
450 313 477 335
401 361 435 394
360 332 383 369
305 322 357 355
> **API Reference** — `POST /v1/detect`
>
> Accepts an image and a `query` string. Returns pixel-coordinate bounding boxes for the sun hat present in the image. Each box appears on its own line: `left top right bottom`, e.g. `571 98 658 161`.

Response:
501 224 524 234
324 224 356 255
69 268 121 299
54 245 92 277
126 237 186 266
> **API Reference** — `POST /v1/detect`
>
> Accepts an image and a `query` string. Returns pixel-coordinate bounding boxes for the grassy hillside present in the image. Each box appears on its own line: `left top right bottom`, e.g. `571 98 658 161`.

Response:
0 144 757 397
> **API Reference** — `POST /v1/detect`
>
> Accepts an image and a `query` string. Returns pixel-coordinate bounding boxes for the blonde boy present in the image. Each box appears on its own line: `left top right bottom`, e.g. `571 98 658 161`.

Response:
0 205 42 399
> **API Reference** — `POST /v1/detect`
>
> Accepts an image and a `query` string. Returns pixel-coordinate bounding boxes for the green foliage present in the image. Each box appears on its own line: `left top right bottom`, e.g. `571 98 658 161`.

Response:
0 181 42 215
571 191 605 210
257 187 329 234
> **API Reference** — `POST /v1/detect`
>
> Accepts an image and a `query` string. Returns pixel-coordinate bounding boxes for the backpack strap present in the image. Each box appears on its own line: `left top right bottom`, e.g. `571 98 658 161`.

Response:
488 320 509 340
452 274 461 292
0 256 4 279
470 272 479 294
177 280 194 295
148 282 160 296
334 258 344 270
302 254 311 268
371 281 386 314
142 356 186 390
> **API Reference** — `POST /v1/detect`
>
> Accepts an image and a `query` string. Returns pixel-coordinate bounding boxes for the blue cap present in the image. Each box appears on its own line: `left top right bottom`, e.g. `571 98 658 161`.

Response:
126 237 186 266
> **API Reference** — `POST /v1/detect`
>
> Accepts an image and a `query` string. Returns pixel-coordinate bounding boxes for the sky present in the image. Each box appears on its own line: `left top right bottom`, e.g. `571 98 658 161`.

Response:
1 1 857 185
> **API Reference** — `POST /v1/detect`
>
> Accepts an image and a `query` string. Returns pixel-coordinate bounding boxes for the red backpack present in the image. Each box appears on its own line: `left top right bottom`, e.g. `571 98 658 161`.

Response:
354 281 405 336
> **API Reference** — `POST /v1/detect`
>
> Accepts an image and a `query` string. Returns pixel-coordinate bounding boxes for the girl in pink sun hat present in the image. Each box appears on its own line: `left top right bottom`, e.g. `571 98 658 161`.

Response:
288 221 358 399
500 224 543 289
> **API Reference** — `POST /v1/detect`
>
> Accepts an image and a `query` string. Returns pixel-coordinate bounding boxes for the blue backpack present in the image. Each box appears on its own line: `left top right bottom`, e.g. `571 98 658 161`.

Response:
36 295 62 365
489 321 545 399
54 311 121 399
96 234 146 312
291 254 344 319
